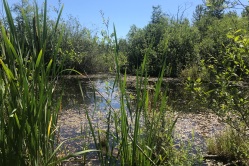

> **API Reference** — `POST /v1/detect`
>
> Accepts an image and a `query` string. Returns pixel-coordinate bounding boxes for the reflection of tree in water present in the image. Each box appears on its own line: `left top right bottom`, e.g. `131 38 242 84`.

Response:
59 78 91 109
58 76 120 111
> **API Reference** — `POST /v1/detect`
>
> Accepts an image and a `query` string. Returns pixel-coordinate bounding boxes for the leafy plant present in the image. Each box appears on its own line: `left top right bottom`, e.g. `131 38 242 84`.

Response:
185 29 249 163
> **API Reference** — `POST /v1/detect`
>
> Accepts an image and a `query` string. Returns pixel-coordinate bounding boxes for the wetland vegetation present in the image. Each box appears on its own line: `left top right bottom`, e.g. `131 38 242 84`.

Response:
1 0 249 165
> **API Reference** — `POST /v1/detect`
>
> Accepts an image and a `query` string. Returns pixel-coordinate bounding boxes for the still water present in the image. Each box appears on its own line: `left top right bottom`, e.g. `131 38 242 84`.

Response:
58 74 183 110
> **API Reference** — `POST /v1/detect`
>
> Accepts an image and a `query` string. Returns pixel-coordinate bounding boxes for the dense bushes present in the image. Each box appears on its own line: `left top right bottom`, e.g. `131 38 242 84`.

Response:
4 1 249 78
125 7 199 77
185 28 249 164
122 2 249 78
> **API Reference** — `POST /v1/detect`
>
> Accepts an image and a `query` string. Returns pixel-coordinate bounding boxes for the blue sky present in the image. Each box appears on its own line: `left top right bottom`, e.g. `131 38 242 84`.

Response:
5 0 249 38
59 0 201 38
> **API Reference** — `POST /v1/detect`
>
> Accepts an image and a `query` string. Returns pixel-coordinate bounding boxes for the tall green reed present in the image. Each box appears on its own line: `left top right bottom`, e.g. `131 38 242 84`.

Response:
0 0 64 165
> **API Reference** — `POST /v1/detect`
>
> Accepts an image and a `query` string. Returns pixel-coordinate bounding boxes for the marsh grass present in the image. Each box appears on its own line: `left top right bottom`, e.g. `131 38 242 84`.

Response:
0 0 64 165
0 0 97 165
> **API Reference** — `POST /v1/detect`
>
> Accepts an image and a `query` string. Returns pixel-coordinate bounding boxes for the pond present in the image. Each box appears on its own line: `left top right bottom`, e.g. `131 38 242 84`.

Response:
56 74 225 165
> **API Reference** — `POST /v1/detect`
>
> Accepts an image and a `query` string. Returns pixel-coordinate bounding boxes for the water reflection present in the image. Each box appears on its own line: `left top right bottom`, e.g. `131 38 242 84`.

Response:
59 76 120 111
58 75 185 112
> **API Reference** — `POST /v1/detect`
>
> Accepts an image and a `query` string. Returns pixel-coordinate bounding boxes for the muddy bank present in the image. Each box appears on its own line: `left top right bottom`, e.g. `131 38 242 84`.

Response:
60 73 115 80
60 74 181 88
124 75 181 90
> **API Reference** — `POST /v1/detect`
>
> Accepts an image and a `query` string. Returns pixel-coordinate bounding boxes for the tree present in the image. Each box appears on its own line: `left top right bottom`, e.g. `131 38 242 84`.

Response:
193 4 206 22
206 0 228 19
126 25 145 73
241 6 249 18
12 0 34 25
151 5 166 24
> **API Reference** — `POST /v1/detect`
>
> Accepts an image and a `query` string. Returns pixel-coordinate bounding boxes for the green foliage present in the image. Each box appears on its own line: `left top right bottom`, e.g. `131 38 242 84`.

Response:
57 15 128 74
185 29 249 162
180 65 200 81
205 0 228 18
194 13 246 67
60 22 102 72
207 128 249 164
160 19 199 77
126 6 199 77
125 6 169 76
124 1 249 78
151 5 166 24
